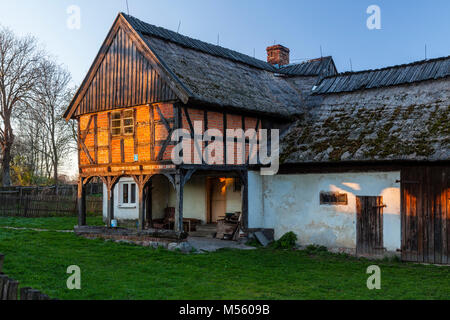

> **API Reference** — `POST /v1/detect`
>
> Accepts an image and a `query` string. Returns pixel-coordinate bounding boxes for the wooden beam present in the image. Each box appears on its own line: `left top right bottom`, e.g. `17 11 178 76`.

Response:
80 139 95 165
133 108 137 158
108 112 112 163
149 105 155 161
138 184 145 230
174 171 184 232
146 181 153 228
223 112 227 165
77 177 87 226
239 170 249 231
94 115 98 164
182 106 202 162
120 139 125 163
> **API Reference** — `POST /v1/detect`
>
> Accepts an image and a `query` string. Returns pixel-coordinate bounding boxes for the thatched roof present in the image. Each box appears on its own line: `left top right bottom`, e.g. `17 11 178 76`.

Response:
123 13 333 118
281 78 450 163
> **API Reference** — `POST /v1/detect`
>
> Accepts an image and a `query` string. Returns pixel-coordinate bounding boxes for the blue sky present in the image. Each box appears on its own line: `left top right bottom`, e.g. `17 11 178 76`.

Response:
0 0 449 177
1 0 449 85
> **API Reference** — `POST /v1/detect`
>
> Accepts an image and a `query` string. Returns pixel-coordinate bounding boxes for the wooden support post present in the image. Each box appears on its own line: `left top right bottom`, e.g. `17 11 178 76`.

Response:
6 279 18 300
77 178 86 226
146 181 153 228
240 170 249 231
0 275 8 299
138 185 145 231
28 289 41 300
107 188 114 228
175 171 184 232
20 287 31 300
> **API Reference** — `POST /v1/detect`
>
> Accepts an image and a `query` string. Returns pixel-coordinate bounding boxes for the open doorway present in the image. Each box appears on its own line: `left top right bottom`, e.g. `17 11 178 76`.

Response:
206 177 241 223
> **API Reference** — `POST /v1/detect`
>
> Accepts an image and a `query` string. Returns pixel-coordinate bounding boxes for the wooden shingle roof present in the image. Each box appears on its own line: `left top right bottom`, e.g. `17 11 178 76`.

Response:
277 57 337 77
313 55 450 94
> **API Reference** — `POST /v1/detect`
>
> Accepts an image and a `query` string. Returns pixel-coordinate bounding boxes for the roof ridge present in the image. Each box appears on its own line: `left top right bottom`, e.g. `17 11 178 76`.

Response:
121 12 277 72
321 55 450 80
279 56 332 68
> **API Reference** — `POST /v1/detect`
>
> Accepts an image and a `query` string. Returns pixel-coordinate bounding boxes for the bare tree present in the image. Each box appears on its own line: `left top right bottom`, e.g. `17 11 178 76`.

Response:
28 58 74 189
0 26 41 186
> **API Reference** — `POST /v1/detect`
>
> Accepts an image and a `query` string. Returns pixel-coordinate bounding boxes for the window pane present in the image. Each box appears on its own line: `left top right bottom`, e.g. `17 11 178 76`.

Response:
112 128 121 135
124 118 133 126
123 184 129 204
131 184 136 204
124 126 133 134
124 110 133 118
112 112 121 120
112 119 121 127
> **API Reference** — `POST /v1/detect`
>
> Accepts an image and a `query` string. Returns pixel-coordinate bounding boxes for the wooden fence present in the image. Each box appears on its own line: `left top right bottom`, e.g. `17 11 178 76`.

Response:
0 194 103 217
0 183 103 197
0 253 55 300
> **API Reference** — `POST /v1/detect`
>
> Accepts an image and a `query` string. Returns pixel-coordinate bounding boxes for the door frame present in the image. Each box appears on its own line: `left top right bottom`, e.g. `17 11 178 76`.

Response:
356 196 385 256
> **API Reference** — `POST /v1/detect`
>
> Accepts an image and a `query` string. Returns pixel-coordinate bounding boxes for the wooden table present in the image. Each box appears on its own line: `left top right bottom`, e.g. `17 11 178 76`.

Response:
168 218 202 232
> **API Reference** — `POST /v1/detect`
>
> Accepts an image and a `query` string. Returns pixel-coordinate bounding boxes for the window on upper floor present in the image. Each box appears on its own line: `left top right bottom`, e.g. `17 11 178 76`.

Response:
111 109 134 136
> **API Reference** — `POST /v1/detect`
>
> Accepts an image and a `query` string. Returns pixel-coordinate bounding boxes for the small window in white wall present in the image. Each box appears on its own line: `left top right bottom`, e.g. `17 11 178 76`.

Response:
320 191 348 205
120 182 137 207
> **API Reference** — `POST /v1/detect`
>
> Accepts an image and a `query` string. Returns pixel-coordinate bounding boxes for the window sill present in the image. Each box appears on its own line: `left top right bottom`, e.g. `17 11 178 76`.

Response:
118 205 137 209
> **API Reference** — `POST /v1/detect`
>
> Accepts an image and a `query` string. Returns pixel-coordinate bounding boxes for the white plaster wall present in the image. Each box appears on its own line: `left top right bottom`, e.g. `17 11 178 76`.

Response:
102 177 139 221
225 180 242 214
250 171 401 251
248 171 263 228
103 175 210 224
182 176 207 221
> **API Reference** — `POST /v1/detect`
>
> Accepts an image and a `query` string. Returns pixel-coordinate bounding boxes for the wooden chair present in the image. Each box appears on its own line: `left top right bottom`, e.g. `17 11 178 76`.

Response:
152 207 175 230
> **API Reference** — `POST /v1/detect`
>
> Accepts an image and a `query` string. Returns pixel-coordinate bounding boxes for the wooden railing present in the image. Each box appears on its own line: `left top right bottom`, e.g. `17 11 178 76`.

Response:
0 253 55 300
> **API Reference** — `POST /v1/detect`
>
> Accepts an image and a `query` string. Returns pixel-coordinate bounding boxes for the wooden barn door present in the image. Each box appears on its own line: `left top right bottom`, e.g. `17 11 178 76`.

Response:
356 196 384 256
401 167 449 264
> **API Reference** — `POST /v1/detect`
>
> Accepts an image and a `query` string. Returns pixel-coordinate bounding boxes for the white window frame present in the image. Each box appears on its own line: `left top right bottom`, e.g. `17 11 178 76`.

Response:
119 182 137 208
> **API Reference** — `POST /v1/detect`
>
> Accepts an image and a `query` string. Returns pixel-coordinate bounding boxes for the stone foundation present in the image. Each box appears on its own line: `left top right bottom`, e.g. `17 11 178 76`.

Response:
74 226 188 244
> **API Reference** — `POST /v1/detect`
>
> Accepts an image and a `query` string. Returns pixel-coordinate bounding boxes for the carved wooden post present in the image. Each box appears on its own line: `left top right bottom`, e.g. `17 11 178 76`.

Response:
0 275 7 299
77 178 86 226
145 181 153 228
138 184 145 231
174 171 184 232
106 187 114 228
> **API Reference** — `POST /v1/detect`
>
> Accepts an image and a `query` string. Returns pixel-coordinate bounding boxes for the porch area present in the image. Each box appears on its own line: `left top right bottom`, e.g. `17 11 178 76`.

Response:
75 166 249 242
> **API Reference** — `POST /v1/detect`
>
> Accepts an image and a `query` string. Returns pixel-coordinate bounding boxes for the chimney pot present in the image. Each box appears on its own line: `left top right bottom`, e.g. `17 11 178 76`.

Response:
266 44 290 66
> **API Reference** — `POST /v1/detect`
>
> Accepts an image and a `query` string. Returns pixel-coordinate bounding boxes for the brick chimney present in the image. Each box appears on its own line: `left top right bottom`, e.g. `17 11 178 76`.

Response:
266 44 290 66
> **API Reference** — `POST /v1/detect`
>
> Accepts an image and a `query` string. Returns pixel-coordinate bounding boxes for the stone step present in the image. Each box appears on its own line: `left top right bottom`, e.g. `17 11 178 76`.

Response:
189 230 216 238
196 224 217 232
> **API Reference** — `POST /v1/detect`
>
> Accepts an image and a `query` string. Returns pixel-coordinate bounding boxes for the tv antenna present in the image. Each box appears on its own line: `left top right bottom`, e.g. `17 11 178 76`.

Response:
425 44 427 60
126 0 130 14
349 58 353 71
177 20 181 33
320 45 323 58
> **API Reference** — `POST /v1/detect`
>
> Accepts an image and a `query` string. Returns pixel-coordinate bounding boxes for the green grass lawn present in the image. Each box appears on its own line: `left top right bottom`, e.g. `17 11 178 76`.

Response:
0 216 104 230
0 217 448 300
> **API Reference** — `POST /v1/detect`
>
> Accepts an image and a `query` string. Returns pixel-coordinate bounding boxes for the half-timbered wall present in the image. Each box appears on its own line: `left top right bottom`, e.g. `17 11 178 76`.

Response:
79 103 265 177
180 106 261 165
78 103 175 177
